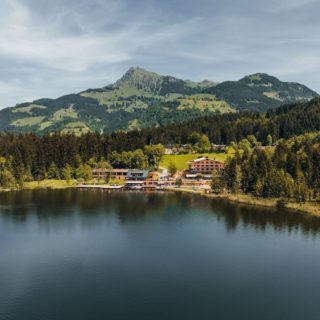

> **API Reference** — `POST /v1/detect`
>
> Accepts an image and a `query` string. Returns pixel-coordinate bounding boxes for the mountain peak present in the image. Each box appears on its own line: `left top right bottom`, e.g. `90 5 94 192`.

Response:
127 66 151 73
240 73 278 83
114 67 162 93
122 66 156 78
119 66 162 80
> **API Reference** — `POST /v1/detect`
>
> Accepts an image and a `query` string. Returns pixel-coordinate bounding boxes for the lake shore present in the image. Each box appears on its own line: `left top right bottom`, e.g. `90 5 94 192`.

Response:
1 180 319 217
164 186 320 218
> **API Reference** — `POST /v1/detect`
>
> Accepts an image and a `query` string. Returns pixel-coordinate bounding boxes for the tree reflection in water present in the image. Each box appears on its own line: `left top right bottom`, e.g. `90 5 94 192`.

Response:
0 189 320 237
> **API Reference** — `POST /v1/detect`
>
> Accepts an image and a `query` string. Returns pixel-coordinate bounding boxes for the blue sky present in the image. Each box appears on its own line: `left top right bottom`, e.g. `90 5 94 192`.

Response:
0 0 319 108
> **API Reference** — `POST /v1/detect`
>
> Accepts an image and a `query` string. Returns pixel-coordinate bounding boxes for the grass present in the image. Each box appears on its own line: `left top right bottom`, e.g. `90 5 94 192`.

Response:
38 121 54 130
60 121 91 135
263 91 283 101
52 106 78 121
11 105 80 131
18 178 125 190
11 116 46 127
65 121 89 128
127 119 141 130
81 86 156 106
12 104 47 114
124 101 148 113
24 179 76 189
177 94 236 114
286 202 320 216
160 153 228 170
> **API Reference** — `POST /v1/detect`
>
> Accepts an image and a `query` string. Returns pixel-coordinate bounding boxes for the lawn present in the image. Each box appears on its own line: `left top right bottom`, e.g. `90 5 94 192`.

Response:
24 179 76 189
160 153 229 170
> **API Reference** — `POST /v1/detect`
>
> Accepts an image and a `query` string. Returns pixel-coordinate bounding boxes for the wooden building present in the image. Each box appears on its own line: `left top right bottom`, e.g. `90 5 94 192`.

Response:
188 156 224 174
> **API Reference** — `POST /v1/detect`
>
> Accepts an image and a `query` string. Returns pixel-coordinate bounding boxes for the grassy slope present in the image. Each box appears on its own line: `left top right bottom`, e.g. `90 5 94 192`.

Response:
11 116 46 127
177 94 235 113
160 153 228 170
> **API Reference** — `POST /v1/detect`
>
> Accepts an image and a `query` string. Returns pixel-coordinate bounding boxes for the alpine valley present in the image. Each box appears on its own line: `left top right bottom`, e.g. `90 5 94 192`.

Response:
0 67 318 134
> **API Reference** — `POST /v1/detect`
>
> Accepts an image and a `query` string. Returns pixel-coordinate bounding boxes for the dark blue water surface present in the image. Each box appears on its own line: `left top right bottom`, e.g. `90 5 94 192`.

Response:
1 189 320 320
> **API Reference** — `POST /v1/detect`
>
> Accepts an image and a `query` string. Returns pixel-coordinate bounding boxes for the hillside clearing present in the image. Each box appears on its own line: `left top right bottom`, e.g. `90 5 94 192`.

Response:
11 116 46 127
160 153 228 170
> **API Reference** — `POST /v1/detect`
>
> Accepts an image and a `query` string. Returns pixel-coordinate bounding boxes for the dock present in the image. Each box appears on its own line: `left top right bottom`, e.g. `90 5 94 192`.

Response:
77 184 124 190
76 184 165 191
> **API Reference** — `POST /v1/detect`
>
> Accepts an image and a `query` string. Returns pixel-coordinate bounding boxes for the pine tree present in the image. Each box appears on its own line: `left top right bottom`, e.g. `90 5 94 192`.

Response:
47 162 60 179
211 170 225 194
63 165 73 183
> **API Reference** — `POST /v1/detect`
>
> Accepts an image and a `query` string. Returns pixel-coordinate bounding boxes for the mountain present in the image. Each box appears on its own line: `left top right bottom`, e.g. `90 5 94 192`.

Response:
204 73 318 112
113 67 216 95
0 67 317 134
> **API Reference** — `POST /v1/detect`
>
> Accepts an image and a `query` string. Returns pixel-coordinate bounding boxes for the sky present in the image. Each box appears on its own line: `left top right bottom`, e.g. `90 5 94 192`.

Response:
0 0 319 108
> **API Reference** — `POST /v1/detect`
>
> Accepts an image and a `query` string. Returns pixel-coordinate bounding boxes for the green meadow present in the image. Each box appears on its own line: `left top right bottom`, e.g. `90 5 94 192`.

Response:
160 153 228 170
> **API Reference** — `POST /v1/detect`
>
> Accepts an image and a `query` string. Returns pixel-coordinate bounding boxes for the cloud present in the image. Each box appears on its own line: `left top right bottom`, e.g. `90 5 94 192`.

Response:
0 1 200 68
266 0 317 12
0 0 319 108
0 0 134 72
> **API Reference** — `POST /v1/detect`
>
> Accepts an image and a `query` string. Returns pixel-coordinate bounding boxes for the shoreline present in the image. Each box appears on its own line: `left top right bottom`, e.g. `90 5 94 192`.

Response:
164 186 320 218
1 181 319 218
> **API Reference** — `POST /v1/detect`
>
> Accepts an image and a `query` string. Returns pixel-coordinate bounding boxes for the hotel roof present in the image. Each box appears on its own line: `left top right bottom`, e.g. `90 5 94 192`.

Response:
127 169 149 179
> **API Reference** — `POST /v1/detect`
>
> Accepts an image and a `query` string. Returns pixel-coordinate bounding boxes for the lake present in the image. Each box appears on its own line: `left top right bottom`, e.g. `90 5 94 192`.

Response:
1 189 320 320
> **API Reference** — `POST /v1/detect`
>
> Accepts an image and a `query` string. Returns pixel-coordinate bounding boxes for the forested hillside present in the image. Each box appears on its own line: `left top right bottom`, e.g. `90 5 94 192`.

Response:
0 97 319 188
137 97 320 145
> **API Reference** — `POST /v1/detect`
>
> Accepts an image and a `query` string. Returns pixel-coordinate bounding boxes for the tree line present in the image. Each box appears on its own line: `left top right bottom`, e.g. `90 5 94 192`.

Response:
0 139 164 188
212 132 320 202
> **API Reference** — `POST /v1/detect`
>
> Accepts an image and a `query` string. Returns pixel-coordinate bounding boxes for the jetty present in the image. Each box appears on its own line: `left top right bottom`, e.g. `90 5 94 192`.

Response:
77 184 124 190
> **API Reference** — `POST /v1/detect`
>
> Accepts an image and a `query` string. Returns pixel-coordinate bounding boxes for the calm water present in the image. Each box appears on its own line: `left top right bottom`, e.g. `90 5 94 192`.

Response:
1 190 320 320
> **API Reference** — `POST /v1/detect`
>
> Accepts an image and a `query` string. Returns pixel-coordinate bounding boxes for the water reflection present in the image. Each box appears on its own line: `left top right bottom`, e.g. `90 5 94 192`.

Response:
209 198 320 236
0 189 320 236
1 189 320 320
